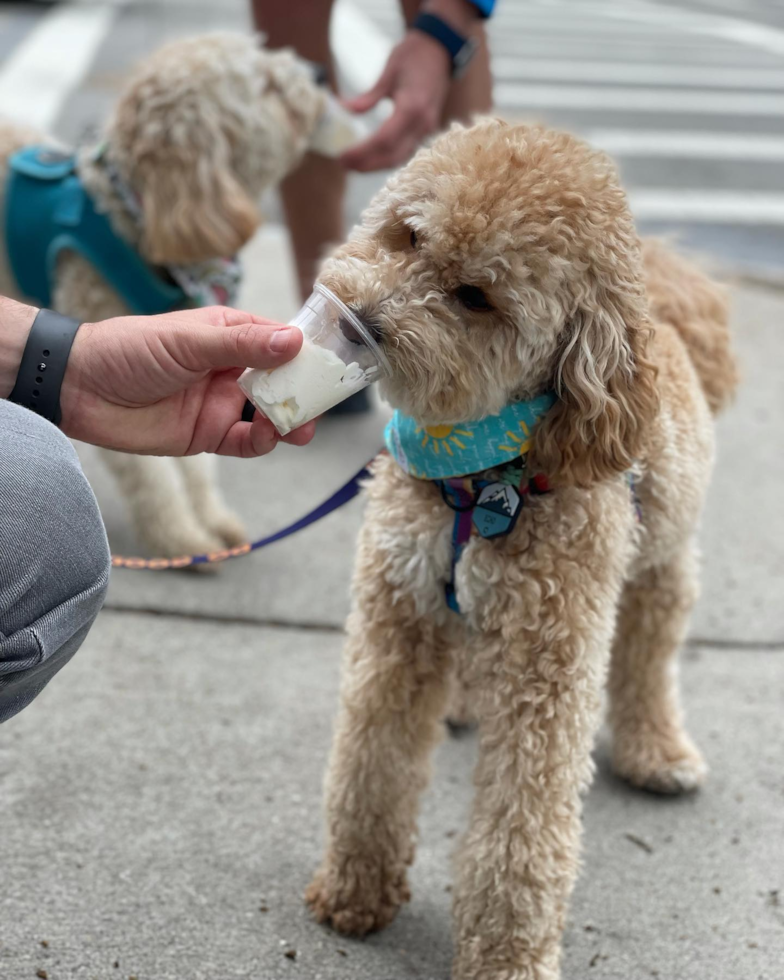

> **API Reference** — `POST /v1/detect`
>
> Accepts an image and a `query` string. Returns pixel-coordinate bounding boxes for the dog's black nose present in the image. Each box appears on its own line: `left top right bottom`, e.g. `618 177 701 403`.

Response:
340 310 383 347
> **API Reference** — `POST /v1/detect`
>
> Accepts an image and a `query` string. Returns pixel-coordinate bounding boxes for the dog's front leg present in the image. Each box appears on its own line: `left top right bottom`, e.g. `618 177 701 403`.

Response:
177 455 247 547
306 590 454 936
452 628 608 980
452 499 632 980
100 449 224 561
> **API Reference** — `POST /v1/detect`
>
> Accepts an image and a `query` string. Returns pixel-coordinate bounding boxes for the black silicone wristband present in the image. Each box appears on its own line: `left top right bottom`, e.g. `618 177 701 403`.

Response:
8 308 82 426
412 12 476 77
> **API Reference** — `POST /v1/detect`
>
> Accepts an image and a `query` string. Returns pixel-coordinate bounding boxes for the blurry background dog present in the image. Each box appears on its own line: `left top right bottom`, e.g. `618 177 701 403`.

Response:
0 32 337 560
306 119 738 980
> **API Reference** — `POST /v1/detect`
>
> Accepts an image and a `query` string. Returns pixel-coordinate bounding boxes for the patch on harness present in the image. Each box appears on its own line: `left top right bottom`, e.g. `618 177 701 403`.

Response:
472 483 522 539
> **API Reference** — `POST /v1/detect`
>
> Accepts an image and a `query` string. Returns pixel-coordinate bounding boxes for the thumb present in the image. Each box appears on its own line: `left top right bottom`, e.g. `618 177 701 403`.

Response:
174 320 303 373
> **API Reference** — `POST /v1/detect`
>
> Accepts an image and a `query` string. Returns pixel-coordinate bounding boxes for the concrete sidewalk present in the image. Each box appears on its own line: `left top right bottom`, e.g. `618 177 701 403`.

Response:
1 230 783 980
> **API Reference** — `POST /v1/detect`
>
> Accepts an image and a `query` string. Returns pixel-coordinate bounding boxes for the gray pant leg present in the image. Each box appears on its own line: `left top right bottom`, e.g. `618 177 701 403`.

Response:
0 400 110 723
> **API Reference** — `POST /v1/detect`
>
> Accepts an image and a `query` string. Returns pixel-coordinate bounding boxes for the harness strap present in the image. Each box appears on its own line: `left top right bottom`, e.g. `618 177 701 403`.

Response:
6 146 187 314
440 478 477 612
5 145 240 315
436 462 550 614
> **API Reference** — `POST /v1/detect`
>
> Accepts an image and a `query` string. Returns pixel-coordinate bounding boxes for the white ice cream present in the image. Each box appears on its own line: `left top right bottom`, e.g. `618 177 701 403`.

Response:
243 338 366 435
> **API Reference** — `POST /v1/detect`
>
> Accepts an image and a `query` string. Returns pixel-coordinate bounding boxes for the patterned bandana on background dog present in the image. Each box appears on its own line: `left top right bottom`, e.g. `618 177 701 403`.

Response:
384 393 556 612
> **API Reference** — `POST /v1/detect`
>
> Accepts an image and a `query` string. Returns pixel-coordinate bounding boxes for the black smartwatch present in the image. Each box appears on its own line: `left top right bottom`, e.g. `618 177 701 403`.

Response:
8 308 82 426
412 12 478 78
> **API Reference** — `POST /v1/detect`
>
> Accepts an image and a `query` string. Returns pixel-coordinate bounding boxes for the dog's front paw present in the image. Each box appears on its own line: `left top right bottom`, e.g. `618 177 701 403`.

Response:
613 731 707 794
453 942 561 980
203 508 248 548
305 857 410 937
139 522 225 566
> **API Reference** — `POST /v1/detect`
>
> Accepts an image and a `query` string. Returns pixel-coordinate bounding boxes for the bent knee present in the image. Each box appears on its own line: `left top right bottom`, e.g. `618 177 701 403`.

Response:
0 401 110 637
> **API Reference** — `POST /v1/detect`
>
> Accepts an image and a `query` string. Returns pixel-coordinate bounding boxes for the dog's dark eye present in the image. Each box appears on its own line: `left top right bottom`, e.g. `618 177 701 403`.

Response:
455 284 492 312
409 229 417 249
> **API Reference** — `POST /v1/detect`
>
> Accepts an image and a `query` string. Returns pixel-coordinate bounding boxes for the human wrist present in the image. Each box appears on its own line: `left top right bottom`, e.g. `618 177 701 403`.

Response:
58 320 95 436
0 297 39 399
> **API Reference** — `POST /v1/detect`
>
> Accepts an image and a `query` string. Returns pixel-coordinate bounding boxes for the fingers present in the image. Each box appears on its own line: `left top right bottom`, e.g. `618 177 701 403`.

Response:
342 90 386 115
211 416 316 458
342 60 395 115
167 317 304 373
212 414 279 458
281 419 317 446
186 306 283 328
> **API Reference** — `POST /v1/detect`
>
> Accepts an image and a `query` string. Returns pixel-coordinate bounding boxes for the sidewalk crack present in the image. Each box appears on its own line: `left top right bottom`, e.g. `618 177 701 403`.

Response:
101 603 344 634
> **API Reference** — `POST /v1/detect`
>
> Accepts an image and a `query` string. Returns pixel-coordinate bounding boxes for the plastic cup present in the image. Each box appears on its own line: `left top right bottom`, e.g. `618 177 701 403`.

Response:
238 284 390 436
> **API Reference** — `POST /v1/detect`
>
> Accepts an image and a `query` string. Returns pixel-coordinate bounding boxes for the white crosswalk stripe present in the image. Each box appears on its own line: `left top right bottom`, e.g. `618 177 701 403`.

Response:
587 130 784 161
0 0 122 131
491 59 784 89
0 0 781 274
355 0 784 272
492 84 784 115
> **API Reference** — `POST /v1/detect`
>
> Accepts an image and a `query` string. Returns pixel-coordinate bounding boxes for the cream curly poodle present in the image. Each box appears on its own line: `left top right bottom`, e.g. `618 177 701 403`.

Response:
0 32 330 560
305 119 738 979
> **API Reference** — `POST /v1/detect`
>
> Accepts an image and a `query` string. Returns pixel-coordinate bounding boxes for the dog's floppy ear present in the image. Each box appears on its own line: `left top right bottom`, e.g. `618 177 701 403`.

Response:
136 142 260 266
531 262 659 487
105 32 264 266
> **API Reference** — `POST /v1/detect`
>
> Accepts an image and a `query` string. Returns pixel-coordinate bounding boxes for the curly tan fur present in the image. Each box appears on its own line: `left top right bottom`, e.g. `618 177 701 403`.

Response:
641 238 737 415
103 33 325 265
0 33 327 559
306 120 737 979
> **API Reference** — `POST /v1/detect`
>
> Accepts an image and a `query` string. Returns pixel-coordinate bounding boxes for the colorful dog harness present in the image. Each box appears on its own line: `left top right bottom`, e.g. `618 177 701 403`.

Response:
385 393 556 612
4 145 240 314
435 457 552 612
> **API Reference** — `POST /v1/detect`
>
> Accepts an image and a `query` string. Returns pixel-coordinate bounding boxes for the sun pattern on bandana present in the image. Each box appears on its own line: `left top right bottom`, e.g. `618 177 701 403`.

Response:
418 424 474 456
498 419 533 456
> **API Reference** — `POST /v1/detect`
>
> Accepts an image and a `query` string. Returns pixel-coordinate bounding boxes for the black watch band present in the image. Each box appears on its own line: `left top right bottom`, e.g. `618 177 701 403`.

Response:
8 308 82 426
412 12 478 78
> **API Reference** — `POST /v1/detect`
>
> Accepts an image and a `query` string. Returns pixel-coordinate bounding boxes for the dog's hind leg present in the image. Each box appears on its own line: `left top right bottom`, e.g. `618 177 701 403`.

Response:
306 594 454 936
176 455 247 547
608 543 707 794
100 449 224 563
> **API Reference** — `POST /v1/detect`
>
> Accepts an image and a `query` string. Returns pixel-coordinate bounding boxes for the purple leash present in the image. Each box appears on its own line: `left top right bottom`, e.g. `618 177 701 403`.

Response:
111 461 373 570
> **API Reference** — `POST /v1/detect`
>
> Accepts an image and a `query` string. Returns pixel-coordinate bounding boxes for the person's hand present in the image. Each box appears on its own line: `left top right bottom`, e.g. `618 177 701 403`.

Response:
59 306 315 457
340 29 453 173
340 0 480 173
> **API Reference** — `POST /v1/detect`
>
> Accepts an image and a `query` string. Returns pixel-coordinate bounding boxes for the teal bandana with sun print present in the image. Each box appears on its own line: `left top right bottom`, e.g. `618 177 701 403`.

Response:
384 392 557 480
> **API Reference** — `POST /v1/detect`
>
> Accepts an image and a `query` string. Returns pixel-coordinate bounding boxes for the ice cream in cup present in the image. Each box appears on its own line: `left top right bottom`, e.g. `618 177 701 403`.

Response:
239 284 390 436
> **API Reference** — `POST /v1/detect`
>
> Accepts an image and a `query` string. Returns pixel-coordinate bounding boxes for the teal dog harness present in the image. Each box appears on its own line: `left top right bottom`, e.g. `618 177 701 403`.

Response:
5 145 241 314
385 394 557 612
5 146 186 314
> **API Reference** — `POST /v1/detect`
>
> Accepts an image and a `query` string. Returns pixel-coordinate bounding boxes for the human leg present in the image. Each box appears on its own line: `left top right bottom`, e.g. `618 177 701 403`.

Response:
0 401 110 722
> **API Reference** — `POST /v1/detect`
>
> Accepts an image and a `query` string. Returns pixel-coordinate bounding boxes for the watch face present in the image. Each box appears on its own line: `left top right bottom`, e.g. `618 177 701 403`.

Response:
453 37 479 78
